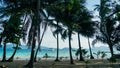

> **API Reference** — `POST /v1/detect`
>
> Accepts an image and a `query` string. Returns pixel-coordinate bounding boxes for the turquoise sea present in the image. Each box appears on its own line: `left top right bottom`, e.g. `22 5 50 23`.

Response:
0 44 77 60
0 44 119 60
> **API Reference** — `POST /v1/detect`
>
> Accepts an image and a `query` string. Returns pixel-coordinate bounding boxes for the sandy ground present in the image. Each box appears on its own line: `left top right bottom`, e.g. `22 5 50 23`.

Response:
0 59 120 68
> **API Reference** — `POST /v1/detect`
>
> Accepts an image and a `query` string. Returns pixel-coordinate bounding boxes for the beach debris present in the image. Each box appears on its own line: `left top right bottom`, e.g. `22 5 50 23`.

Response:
0 64 8 68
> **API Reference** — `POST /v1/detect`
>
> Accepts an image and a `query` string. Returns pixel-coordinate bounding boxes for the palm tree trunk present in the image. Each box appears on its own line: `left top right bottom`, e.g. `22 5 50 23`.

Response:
28 38 36 68
27 31 36 68
55 22 59 61
2 42 6 62
108 41 114 57
27 0 39 67
88 37 94 59
34 25 46 62
77 33 84 61
25 25 37 68
34 25 40 62
33 0 41 63
7 44 19 62
34 46 39 62
68 30 74 64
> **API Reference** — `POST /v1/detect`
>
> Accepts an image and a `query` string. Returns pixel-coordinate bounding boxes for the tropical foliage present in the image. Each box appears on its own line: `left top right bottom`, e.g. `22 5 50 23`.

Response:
93 0 120 58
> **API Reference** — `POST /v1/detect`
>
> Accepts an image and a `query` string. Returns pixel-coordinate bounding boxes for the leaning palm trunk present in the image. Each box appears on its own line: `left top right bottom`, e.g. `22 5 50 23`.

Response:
100 25 114 57
107 37 114 57
55 22 59 61
28 37 36 68
100 27 114 57
34 25 46 62
88 37 94 59
7 44 19 62
26 26 37 68
27 0 40 67
99 0 114 58
2 42 7 62
68 30 74 64
107 40 114 57
78 33 84 61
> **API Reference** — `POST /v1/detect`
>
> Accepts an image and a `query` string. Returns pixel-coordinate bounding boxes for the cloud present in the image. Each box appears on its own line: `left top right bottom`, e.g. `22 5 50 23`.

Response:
41 27 106 49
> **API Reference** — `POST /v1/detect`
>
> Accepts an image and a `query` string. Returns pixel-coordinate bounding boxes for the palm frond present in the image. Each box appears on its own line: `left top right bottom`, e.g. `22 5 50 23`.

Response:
37 23 48 50
94 5 100 11
92 39 98 47
61 30 68 41
27 25 34 46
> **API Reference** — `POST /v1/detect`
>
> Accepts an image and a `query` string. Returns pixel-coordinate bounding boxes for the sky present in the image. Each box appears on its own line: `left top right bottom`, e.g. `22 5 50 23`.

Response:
40 0 107 49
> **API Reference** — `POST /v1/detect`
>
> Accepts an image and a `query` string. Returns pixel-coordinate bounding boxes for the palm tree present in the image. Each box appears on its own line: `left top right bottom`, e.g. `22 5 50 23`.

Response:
0 14 23 62
7 14 23 62
74 7 95 60
55 22 60 61
77 33 84 61
94 0 120 58
1 41 7 62
0 0 41 67
87 38 94 59
7 44 19 61
2 43 6 62
67 0 96 61
26 22 37 68
47 0 89 64
48 7 75 65
0 1 17 62
22 1 57 67
82 21 95 60
7 32 22 62
6 0 61 67
51 20 74 62
0 0 57 67
52 21 61 61
65 29 74 64
34 22 48 62
78 22 96 59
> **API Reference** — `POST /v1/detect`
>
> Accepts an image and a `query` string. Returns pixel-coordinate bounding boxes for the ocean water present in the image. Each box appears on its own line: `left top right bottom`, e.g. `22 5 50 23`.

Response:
0 44 118 60
0 46 77 60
